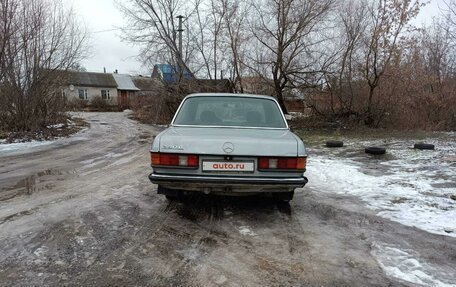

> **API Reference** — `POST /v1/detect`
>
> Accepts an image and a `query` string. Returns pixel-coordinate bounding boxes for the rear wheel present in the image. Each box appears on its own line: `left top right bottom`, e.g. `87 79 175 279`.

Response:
165 195 177 201
158 185 181 200
272 191 294 202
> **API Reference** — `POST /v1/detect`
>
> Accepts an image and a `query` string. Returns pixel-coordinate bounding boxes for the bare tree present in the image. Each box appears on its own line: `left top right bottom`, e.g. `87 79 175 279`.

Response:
424 20 454 84
442 0 456 39
248 0 334 114
0 0 17 83
362 0 423 125
117 0 454 130
210 0 226 81
219 0 249 92
118 0 197 79
0 0 88 132
333 1 367 116
314 1 368 118
192 0 228 80
192 0 249 89
193 0 214 79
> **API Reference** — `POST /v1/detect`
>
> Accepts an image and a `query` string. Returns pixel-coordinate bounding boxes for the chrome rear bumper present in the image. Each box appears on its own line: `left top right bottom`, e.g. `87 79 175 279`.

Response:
149 172 308 192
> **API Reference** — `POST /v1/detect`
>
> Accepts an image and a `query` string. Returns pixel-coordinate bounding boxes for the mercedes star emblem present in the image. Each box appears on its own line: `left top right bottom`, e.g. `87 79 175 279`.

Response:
222 142 234 153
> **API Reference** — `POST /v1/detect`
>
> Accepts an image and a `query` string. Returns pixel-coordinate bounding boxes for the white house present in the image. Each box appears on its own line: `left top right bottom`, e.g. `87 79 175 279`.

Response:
63 71 118 105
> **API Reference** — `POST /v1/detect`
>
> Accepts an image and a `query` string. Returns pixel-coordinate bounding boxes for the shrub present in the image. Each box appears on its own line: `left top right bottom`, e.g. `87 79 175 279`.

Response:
90 96 109 110
66 98 89 111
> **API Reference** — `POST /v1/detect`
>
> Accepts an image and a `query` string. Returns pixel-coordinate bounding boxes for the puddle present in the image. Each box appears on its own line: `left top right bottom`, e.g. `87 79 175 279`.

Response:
431 182 456 189
371 242 455 287
0 169 65 201
176 247 202 261
139 133 152 140
0 208 37 224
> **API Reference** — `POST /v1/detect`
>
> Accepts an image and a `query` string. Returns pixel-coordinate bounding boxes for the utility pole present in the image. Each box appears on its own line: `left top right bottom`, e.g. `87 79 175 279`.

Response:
176 15 184 65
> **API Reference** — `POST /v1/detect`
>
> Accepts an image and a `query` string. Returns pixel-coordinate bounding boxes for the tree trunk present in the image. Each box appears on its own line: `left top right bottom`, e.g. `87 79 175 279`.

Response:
365 85 375 126
276 88 288 114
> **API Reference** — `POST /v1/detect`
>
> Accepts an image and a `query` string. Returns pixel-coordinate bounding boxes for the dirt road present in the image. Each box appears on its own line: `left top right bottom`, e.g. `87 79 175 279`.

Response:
0 112 454 286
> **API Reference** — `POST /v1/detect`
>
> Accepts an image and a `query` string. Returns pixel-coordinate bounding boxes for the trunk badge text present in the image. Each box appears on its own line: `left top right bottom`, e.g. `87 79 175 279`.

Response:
222 142 234 153
163 145 184 150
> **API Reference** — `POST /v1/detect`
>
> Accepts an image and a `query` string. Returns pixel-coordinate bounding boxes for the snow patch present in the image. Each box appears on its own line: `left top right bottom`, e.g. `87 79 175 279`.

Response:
176 247 201 261
214 275 227 285
0 140 54 153
306 138 456 237
371 242 455 287
33 246 49 258
237 226 257 236
46 123 65 129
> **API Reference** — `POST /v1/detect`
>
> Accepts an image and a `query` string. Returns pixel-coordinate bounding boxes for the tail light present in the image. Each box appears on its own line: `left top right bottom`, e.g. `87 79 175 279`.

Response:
151 152 199 168
258 157 306 171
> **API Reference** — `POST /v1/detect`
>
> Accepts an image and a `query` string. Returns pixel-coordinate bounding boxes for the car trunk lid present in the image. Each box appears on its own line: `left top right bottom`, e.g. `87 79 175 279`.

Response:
159 126 298 156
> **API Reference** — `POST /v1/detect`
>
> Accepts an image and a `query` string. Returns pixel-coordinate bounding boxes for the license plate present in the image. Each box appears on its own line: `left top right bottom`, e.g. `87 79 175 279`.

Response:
202 161 254 172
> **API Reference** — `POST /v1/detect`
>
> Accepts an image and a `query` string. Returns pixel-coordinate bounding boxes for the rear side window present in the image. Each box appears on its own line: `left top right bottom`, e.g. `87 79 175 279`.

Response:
173 96 287 128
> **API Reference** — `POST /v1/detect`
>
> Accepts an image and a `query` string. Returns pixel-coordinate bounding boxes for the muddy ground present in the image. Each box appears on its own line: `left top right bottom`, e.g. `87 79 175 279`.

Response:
0 117 88 144
0 112 454 286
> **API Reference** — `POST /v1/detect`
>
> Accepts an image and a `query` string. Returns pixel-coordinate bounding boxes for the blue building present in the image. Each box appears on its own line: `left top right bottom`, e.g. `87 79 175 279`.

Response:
151 64 193 84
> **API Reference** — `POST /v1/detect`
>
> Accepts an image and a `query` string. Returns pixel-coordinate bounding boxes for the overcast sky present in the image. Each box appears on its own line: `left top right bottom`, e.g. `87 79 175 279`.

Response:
70 0 146 75
70 0 445 75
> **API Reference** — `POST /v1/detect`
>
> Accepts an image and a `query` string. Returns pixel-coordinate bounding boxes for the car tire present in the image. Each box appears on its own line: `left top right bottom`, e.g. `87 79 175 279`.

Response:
165 195 177 201
365 147 386 155
414 143 435 150
158 185 181 199
273 191 294 201
326 140 344 148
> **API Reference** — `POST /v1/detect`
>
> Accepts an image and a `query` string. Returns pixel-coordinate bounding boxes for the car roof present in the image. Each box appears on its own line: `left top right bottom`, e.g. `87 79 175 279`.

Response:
184 93 275 100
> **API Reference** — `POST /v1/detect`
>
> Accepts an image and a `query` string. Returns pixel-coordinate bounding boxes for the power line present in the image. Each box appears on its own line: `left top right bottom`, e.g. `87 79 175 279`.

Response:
91 28 121 34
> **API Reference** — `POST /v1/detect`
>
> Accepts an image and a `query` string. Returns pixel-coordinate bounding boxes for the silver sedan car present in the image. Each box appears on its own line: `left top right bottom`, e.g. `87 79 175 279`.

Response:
148 93 308 201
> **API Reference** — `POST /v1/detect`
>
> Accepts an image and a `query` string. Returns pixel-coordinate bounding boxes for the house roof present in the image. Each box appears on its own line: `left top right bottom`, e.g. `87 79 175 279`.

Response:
153 64 193 84
66 71 117 88
113 74 140 91
132 76 163 91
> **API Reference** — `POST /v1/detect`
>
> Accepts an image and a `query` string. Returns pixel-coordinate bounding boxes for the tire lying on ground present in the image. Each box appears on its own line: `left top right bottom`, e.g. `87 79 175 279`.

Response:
326 140 344 148
365 147 386 155
414 143 435 150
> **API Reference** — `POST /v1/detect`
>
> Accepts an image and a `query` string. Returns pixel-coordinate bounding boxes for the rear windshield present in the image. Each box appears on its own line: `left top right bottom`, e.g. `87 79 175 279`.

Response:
173 96 287 128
